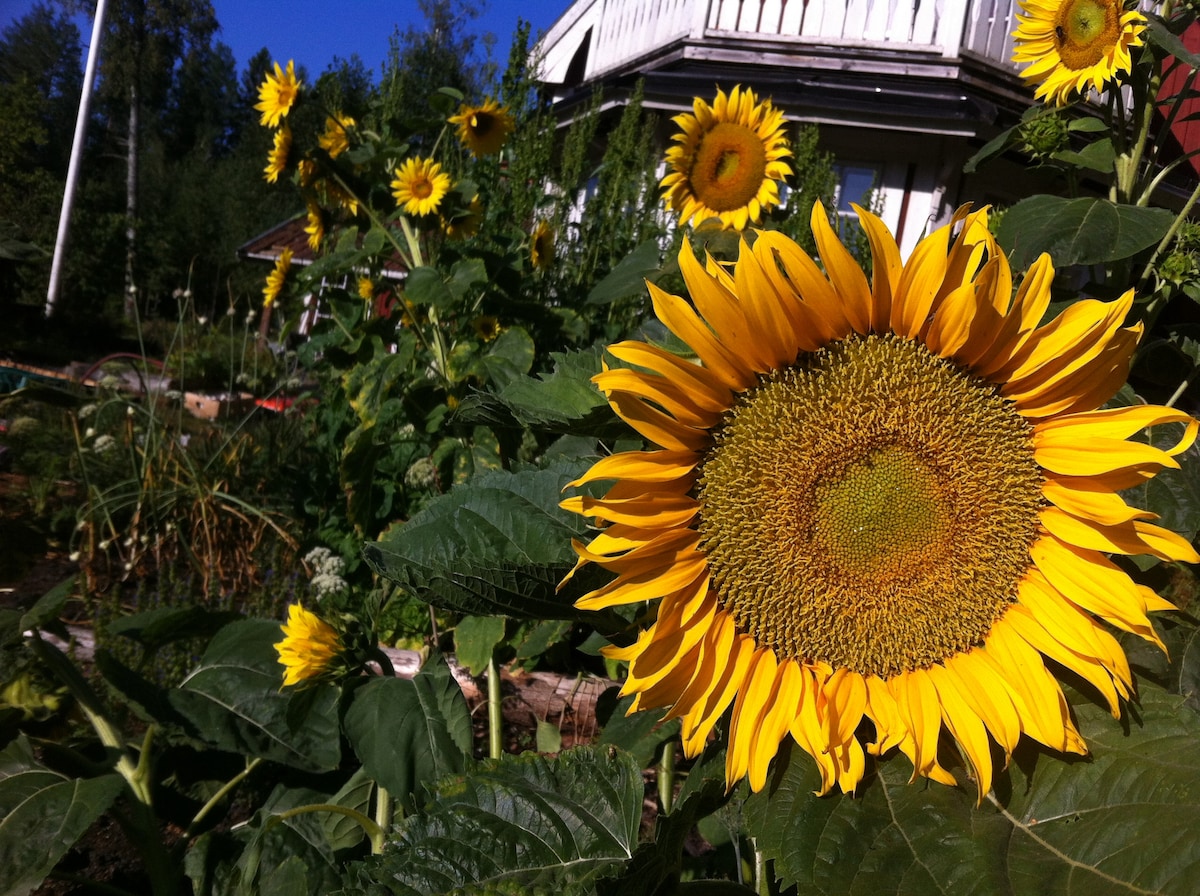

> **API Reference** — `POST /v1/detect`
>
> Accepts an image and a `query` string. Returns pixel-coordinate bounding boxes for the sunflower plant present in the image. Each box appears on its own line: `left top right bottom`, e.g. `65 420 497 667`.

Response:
15 13 1200 896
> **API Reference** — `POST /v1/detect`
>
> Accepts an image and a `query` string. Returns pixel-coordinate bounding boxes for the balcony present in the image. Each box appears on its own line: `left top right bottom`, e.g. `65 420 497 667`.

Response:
538 0 1029 123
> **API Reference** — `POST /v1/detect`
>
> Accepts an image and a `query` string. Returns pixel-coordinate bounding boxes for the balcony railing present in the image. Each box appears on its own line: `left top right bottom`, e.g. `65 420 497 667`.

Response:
539 0 1021 84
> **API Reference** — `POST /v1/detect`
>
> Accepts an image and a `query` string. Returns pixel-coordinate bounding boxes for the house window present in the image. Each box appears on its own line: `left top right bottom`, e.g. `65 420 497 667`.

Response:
833 163 881 243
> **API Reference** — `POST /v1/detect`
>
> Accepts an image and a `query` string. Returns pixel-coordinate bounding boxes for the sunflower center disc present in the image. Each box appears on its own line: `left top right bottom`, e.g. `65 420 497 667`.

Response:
1056 0 1119 68
813 447 951 579
413 178 433 199
691 122 769 212
697 334 1044 678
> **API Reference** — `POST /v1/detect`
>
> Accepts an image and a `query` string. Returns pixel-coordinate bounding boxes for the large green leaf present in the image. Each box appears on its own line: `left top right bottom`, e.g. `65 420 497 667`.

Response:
458 344 618 436
338 745 643 895
997 196 1173 270
588 239 662 305
187 782 347 896
342 654 473 812
363 465 614 621
170 619 341 771
0 736 124 896
745 681 1200 895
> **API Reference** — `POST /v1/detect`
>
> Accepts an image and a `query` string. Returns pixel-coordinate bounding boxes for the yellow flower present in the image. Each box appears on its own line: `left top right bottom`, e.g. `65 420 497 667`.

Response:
357 276 374 300
255 59 302 128
263 125 291 183
445 194 484 241
660 85 792 230
1013 0 1144 105
530 220 555 269
262 247 293 309
449 99 515 157
391 157 452 216
473 314 501 341
297 158 318 188
276 604 342 687
304 201 325 251
563 202 1198 800
318 112 356 158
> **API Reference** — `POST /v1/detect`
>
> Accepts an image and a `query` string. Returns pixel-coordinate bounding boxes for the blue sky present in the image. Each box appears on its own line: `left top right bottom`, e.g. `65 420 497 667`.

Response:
1 0 568 79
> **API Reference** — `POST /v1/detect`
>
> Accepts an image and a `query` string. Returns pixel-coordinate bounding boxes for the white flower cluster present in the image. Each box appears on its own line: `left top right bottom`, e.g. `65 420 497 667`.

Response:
305 546 348 600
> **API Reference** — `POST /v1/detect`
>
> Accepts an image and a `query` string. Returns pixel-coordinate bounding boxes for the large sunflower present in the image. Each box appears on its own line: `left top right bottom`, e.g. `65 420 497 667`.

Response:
661 86 792 231
1013 0 1145 105
391 157 452 217
449 99 515 157
255 59 302 128
563 203 1197 798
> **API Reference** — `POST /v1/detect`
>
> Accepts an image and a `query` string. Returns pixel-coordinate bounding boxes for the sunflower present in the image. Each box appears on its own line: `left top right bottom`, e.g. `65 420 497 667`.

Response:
1013 0 1145 105
449 99 516 157
255 59 302 128
531 220 555 269
276 604 342 687
473 314 502 341
661 86 792 231
262 248 292 309
445 194 484 241
304 201 325 251
391 156 452 217
263 125 292 184
318 112 356 159
563 203 1198 799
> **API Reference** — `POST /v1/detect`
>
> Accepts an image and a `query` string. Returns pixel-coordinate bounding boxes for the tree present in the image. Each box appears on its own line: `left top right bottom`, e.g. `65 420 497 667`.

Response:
82 0 219 318
0 3 83 309
378 0 491 137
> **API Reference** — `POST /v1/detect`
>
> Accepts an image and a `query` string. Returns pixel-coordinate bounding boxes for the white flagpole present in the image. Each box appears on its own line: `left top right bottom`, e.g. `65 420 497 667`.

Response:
45 0 109 318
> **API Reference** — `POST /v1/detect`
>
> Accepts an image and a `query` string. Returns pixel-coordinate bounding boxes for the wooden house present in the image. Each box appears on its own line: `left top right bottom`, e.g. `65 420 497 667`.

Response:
534 0 1076 252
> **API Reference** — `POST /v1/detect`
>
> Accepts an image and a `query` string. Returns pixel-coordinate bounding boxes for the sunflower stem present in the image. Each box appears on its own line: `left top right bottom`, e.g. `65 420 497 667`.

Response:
488 654 503 760
753 837 766 895
372 784 392 854
657 738 676 814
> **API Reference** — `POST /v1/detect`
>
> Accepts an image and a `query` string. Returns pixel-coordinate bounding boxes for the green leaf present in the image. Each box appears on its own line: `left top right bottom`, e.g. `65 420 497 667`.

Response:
200 784 346 896
596 692 681 769
1051 137 1115 173
363 465 615 621
339 745 643 895
362 226 387 256
0 736 124 896
1145 15 1200 68
473 326 535 388
342 654 473 812
454 615 506 676
403 266 455 310
18 576 75 632
448 257 488 300
459 344 619 437
536 719 564 753
322 769 375 851
602 742 730 896
104 605 241 651
170 620 341 772
1067 117 1110 133
746 681 1200 895
588 239 662 305
997 196 1174 270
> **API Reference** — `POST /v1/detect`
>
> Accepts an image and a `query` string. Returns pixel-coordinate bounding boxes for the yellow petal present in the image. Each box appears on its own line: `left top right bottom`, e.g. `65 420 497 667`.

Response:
851 203 901 331
811 201 871 334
